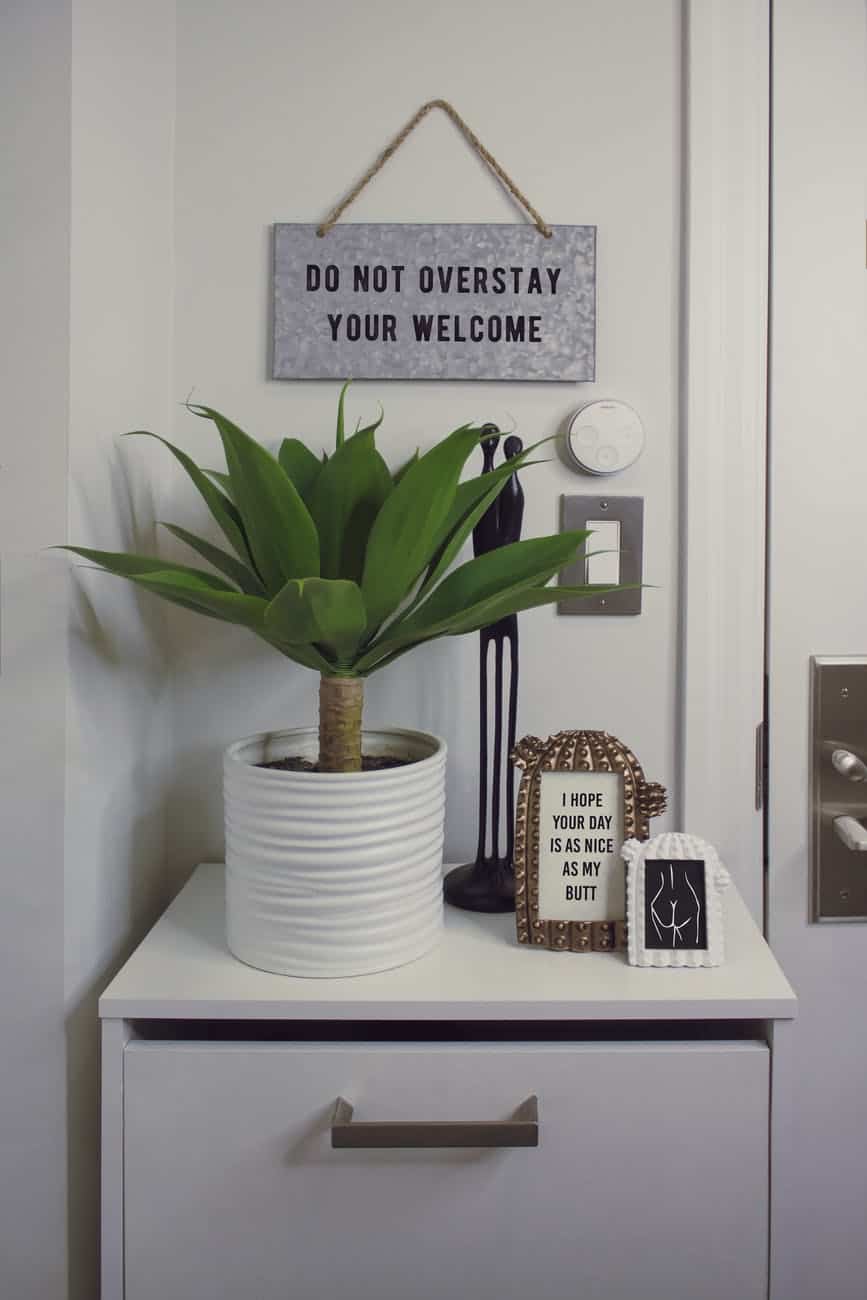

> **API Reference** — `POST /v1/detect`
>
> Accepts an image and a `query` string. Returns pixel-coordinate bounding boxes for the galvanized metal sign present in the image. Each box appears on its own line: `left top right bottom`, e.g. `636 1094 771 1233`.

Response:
272 223 595 382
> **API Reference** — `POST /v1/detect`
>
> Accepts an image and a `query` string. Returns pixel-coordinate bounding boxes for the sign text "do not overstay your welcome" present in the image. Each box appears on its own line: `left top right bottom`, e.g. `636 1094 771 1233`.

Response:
272 224 596 383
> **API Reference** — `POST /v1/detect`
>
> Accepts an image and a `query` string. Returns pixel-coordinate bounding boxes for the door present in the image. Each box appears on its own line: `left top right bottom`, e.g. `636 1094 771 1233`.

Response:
766 3 867 1299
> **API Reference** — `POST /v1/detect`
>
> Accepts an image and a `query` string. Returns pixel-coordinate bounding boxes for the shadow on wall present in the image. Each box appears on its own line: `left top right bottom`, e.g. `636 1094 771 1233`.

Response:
64 801 180 1300
60 423 496 1293
364 635 479 864
64 437 181 1300
159 606 482 873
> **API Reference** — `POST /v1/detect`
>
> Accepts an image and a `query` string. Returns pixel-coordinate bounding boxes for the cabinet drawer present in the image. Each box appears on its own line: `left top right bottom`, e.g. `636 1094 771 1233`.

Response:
123 1039 768 1300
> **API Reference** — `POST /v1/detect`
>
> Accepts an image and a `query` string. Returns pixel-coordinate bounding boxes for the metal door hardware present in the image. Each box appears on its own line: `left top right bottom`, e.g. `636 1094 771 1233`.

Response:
833 816 867 852
810 657 867 921
755 722 766 811
831 749 867 782
330 1095 539 1149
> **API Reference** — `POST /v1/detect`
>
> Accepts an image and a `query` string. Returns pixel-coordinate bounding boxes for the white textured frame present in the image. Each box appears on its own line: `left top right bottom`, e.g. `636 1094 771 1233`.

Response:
623 832 731 967
681 0 770 923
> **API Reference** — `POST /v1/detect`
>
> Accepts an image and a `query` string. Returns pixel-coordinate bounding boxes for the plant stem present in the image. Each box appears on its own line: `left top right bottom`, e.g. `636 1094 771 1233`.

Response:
319 675 364 772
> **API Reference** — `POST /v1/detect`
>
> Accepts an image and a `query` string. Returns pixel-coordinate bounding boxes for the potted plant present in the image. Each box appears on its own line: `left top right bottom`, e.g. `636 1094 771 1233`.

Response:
65 387 604 977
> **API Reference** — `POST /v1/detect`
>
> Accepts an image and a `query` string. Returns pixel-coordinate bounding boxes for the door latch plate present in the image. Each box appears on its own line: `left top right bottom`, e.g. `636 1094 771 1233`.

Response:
811 656 867 921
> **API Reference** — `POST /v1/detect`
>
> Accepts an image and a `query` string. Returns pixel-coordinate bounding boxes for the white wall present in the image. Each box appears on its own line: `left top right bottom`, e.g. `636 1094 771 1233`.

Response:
8 6 867 1297
1 4 177 1299
165 0 682 870
2 4 684 1295
0 4 72 1296
768 2 867 1297
64 5 177 1297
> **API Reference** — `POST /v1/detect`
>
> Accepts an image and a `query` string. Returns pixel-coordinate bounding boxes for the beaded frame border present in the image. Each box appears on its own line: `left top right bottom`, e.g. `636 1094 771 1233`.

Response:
512 730 667 952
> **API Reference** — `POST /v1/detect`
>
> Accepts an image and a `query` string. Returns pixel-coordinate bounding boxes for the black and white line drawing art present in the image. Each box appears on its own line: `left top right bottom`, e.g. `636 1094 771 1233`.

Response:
648 861 704 947
623 833 730 967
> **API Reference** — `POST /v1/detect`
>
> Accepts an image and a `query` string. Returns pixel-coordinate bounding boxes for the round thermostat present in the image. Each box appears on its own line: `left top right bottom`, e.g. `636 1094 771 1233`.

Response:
564 400 645 476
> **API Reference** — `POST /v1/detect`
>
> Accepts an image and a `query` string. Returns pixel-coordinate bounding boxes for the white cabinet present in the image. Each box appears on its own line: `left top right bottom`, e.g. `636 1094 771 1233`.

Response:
101 866 796 1300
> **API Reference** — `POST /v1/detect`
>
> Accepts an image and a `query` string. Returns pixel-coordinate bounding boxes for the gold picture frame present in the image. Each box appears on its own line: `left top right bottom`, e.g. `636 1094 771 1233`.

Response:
512 730 667 952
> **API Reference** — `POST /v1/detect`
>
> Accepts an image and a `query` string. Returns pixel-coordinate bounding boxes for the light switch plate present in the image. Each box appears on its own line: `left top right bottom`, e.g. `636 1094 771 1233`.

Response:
558 495 643 615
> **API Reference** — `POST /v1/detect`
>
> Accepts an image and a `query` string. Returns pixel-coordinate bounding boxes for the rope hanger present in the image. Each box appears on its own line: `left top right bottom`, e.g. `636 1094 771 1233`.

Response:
316 98 553 239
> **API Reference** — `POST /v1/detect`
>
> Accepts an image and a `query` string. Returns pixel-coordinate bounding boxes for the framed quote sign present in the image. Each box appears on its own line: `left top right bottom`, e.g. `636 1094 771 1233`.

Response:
512 731 667 952
623 832 731 968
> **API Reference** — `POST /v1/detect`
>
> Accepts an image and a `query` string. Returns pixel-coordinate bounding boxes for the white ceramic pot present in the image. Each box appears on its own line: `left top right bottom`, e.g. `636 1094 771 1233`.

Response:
224 726 447 978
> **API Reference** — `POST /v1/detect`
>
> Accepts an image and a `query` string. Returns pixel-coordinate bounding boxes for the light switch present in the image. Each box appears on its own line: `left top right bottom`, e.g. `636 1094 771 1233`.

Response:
558 495 643 615
585 519 621 585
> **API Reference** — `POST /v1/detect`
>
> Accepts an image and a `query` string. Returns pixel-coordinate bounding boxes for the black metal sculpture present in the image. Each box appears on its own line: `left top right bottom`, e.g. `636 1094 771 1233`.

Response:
444 428 524 913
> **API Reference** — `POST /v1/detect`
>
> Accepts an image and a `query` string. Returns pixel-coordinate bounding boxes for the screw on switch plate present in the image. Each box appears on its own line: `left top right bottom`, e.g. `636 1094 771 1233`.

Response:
558 495 643 616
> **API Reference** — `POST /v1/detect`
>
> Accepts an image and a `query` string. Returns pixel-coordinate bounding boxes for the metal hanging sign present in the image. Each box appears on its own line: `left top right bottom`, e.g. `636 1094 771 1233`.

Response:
273 99 596 382
271 223 596 382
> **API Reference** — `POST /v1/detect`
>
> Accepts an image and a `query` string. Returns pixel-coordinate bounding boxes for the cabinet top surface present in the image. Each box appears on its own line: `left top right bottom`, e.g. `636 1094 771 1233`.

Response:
99 865 796 1022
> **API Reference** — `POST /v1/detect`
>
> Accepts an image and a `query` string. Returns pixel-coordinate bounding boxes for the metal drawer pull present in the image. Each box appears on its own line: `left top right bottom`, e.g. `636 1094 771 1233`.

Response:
331 1095 539 1149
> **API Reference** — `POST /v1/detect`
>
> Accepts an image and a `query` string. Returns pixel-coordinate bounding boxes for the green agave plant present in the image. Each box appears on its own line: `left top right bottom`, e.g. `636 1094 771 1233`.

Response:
64 386 610 772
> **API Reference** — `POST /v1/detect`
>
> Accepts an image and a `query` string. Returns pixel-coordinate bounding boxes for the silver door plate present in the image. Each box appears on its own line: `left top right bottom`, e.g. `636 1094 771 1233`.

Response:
811 656 867 922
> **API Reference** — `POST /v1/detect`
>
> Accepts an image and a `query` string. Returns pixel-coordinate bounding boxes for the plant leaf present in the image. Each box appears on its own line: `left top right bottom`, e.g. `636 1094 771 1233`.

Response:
278 438 322 500
71 551 282 647
411 465 543 605
393 449 419 484
336 380 350 449
129 568 268 629
158 523 266 596
203 468 234 498
349 404 384 441
360 424 481 632
397 531 590 636
259 633 334 673
306 428 392 582
408 440 550 613
60 545 235 589
434 436 550 553
188 405 319 592
443 580 614 635
124 432 253 569
355 580 612 675
61 543 334 674
265 577 367 661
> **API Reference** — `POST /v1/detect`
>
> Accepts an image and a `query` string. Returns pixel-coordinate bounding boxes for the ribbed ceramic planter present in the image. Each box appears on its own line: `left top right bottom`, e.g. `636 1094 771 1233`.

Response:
224 727 447 978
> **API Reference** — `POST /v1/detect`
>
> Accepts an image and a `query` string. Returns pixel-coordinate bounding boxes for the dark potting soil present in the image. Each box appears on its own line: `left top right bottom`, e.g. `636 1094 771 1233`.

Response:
258 754 411 773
